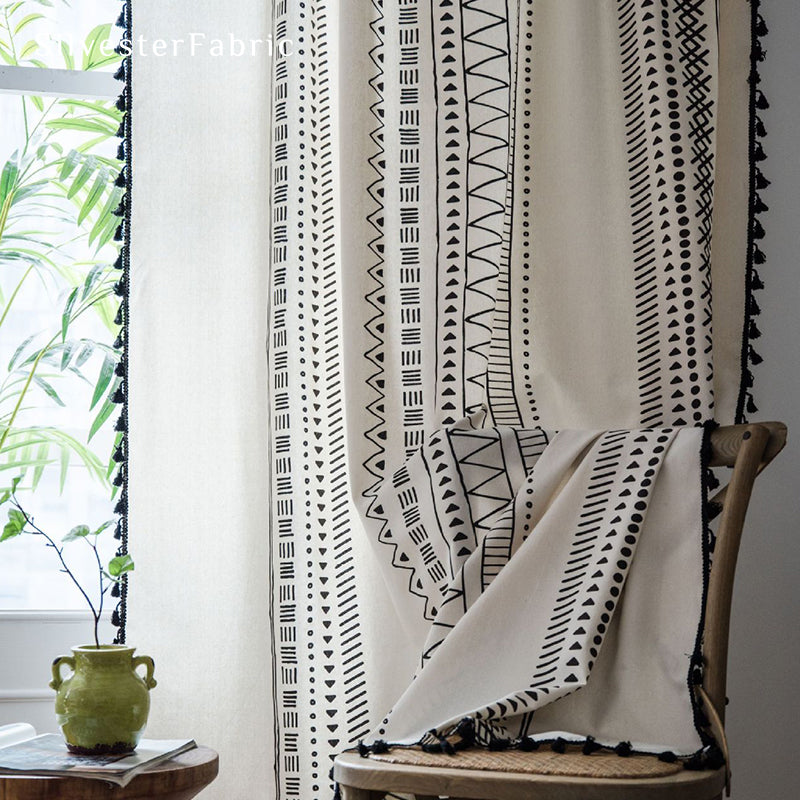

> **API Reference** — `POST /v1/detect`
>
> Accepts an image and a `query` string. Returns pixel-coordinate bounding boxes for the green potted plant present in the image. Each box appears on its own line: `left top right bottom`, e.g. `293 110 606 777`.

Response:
0 3 150 756
1 483 155 756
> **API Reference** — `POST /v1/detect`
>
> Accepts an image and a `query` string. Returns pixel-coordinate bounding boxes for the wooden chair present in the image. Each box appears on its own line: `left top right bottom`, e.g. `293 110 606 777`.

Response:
333 422 787 800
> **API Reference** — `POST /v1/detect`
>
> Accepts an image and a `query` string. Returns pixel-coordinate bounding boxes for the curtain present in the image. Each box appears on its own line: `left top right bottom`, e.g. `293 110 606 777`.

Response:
268 1 765 798
128 3 274 800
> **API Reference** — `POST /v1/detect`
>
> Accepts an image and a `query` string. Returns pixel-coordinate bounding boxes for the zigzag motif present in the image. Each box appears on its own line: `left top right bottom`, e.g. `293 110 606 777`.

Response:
361 0 389 531
462 0 514 412
448 427 516 531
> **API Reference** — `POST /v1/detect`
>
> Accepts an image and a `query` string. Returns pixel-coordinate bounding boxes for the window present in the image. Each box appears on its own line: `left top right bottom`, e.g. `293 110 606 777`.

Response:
0 0 124 611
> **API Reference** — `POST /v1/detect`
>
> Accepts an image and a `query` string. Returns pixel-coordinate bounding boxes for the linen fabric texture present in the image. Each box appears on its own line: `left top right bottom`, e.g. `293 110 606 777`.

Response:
266 0 760 797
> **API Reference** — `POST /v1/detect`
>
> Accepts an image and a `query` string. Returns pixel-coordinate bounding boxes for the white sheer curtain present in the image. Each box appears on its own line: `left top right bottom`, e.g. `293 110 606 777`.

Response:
128 3 273 799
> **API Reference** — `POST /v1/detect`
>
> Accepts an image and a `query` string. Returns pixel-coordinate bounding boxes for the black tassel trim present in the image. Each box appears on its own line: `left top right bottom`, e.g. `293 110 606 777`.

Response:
344 728 724 772
487 737 512 752
111 609 120 627
518 737 539 752
690 422 718 750
110 0 132 647
748 345 763 366
746 393 759 415
737 0 769 424
614 741 632 758
684 744 726 772
582 736 603 755
111 582 121 598
454 717 475 749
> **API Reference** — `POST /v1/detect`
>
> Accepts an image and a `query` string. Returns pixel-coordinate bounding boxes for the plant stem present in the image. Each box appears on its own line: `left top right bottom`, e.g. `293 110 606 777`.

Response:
0 264 33 330
0 292 114 456
12 495 101 645
88 537 105 648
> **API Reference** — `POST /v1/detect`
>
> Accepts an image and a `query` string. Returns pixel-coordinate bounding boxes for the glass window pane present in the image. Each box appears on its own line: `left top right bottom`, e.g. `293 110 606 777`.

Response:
0 87 122 610
0 0 121 72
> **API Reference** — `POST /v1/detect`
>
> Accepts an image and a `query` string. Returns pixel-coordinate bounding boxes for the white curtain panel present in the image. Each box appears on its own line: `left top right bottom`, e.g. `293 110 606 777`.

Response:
128 2 274 800
127 0 765 798
269 0 761 797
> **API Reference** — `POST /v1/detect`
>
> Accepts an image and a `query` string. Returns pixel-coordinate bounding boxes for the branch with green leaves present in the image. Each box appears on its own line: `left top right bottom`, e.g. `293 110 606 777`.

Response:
1 476 133 647
0 0 124 494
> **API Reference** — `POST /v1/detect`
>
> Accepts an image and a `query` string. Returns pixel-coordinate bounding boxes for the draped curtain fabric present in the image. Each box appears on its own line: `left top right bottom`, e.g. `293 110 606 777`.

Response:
268 0 766 797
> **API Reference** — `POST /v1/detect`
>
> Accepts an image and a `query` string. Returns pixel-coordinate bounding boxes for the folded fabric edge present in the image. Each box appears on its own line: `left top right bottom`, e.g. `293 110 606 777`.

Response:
343 421 724 773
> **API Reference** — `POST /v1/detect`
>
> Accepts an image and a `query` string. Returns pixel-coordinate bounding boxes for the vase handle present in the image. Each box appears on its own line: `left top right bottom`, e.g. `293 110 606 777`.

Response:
49 656 75 691
133 655 157 689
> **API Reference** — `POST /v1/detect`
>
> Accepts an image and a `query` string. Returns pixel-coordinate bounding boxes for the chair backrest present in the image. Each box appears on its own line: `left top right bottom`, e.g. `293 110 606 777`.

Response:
703 422 787 721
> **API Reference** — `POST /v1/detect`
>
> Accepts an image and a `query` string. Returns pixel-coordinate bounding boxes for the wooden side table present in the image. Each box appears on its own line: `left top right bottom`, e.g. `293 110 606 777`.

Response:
0 745 218 800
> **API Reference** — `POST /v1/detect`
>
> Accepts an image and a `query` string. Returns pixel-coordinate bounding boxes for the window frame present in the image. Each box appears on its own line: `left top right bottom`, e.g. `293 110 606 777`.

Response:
0 64 118 99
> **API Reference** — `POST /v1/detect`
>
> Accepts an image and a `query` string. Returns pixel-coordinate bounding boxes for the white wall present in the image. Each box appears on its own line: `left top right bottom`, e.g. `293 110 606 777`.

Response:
724 3 800 799
0 612 114 734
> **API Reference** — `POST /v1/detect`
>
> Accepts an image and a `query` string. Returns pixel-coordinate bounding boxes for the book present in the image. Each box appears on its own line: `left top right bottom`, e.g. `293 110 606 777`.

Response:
0 724 196 787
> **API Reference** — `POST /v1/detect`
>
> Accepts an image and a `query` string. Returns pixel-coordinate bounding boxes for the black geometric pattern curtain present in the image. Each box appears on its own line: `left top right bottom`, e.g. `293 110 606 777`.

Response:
267 1 767 797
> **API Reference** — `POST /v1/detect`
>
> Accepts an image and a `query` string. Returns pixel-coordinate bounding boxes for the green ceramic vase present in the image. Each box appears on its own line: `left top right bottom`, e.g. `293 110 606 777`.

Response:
50 645 157 755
